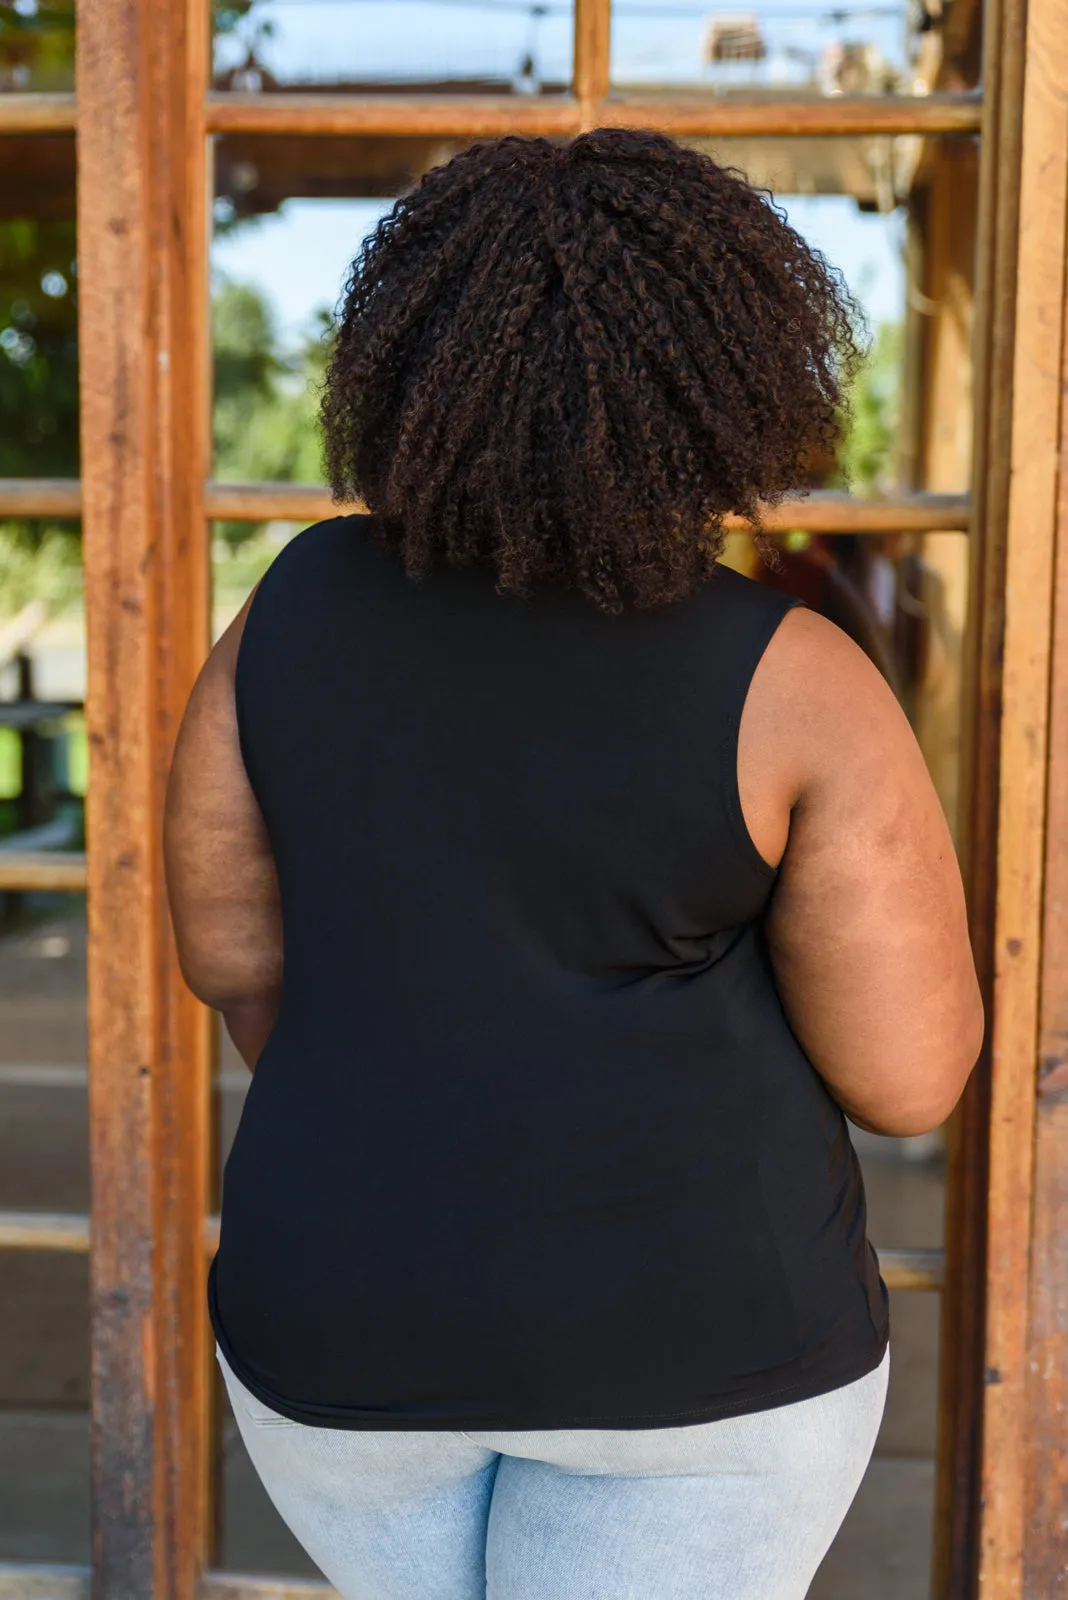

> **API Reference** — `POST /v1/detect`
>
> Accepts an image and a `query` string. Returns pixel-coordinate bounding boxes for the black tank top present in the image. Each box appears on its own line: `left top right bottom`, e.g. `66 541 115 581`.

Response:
208 515 889 1430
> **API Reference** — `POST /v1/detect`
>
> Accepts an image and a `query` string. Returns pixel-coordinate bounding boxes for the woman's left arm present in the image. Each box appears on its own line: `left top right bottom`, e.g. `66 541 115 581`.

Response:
163 587 282 1071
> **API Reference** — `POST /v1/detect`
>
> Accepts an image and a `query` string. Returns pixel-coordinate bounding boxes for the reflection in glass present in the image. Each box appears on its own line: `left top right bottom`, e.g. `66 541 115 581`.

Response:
610 0 979 95
0 1 75 94
212 0 573 93
1 214 79 479
209 136 928 500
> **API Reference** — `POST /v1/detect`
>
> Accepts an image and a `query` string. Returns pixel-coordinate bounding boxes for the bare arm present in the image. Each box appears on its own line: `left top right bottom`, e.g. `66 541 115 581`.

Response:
738 606 984 1137
162 587 282 1071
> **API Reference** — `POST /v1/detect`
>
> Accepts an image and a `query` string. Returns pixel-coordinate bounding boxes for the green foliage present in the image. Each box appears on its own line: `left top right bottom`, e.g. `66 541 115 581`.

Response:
213 280 332 549
0 521 80 616
0 218 78 480
835 321 903 494
0 1 75 93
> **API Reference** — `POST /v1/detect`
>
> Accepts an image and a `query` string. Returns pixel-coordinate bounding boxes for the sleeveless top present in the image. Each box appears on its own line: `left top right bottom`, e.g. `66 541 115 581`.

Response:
208 515 890 1431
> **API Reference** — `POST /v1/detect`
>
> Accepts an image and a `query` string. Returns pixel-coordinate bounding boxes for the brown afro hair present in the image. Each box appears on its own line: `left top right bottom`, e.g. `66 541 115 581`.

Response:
320 126 865 614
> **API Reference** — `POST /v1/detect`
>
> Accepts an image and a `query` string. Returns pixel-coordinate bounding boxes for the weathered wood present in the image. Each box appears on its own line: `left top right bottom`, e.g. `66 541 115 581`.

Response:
77 0 212 1595
204 90 983 140
0 850 87 892
932 0 1028 1586
0 92 76 133
573 0 611 115
0 1567 89 1600
0 1211 90 1251
974 0 1068 1580
1023 176 1068 1600
0 479 81 517
202 1577 337 1600
205 481 972 533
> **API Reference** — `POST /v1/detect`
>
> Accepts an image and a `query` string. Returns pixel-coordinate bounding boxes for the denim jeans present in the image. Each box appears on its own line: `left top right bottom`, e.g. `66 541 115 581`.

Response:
217 1341 889 1599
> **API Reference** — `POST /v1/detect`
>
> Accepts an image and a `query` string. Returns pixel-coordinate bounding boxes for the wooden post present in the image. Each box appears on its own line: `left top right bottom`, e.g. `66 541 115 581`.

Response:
971 0 1068 1582
573 0 611 122
1025 276 1068 1599
76 0 212 1595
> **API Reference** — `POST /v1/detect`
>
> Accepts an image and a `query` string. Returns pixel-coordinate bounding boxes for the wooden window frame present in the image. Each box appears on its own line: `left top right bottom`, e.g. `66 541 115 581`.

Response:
0 0 1066 1591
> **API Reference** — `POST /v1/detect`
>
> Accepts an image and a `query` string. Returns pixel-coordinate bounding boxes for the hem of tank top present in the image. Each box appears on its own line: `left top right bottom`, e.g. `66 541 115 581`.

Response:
208 1298 890 1433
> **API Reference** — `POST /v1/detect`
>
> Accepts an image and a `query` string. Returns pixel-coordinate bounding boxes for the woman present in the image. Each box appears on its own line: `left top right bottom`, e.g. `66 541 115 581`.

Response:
163 128 983 1600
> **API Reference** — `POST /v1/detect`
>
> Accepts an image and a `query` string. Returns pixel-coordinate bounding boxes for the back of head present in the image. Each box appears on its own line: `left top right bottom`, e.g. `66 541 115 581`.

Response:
320 127 863 615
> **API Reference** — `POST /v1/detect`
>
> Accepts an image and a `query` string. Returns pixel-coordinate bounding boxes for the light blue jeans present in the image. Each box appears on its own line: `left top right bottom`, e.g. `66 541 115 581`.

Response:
217 1342 889 1599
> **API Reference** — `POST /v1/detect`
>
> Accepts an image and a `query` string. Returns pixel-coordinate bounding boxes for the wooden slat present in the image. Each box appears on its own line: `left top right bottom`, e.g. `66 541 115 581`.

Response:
204 90 983 140
206 482 972 533
0 1565 89 1599
975 0 1068 1581
0 93 77 134
0 851 87 892
932 0 1028 1589
574 0 611 115
2 479 973 533
202 1576 336 1600
0 1211 90 1251
1023 144 1068 1600
0 478 81 518
206 92 580 138
77 0 213 1594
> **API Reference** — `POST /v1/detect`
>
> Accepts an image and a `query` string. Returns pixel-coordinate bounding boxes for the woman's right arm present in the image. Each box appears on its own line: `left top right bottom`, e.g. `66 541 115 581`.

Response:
739 606 985 1138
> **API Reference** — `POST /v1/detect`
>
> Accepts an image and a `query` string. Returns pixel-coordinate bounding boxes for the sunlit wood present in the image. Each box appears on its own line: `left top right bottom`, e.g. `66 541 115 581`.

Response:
205 481 971 534
0 93 76 133
0 1212 90 1251
574 0 611 112
0 851 87 892
0 479 81 518
204 91 982 139
973 0 1068 1580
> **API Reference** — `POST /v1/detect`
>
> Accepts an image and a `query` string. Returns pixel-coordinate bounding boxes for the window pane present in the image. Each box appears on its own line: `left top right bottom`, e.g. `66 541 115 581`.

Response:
0 1 75 95
212 0 573 94
0 519 89 1563
0 206 79 480
610 0 981 95
212 133 980 499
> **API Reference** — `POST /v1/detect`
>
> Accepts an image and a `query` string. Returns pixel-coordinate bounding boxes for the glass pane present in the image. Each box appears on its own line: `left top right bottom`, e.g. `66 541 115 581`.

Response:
211 133 978 505
212 0 573 93
611 0 980 95
0 206 80 479
0 515 89 1562
0 1 75 95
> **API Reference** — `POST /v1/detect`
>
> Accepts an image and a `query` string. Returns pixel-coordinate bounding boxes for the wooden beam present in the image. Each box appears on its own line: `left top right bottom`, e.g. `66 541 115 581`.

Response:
77 0 212 1595
975 0 1068 1580
202 1577 336 1599
574 0 611 116
0 479 82 518
932 0 1028 1585
0 93 76 133
0 1567 89 1600
204 90 983 140
0 851 87 892
1023 132 1068 1600
0 480 973 533
206 481 971 534
0 1211 90 1251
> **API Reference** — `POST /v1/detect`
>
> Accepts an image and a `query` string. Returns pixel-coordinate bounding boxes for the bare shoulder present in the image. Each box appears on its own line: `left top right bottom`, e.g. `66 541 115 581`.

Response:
738 603 918 869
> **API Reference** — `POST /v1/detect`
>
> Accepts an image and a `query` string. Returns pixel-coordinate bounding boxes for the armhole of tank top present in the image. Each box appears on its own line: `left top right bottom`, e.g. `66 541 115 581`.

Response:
722 593 807 886
231 517 343 776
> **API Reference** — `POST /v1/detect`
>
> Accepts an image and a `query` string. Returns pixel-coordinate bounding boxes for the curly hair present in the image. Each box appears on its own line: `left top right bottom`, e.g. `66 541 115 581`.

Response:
320 127 864 614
